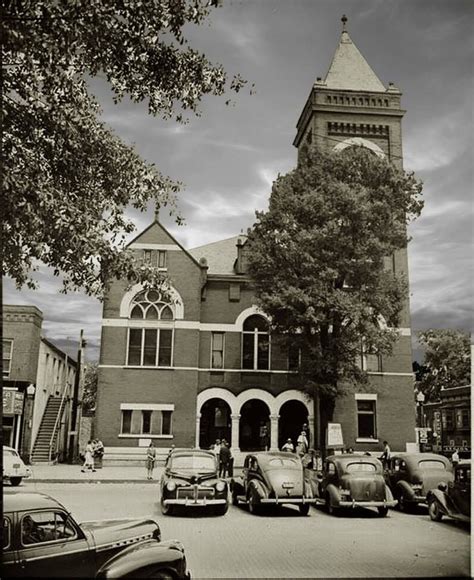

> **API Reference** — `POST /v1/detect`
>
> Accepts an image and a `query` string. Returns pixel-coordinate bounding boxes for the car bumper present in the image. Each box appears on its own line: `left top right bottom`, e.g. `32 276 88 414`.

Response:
3 470 31 479
163 498 227 506
260 498 318 505
338 499 398 508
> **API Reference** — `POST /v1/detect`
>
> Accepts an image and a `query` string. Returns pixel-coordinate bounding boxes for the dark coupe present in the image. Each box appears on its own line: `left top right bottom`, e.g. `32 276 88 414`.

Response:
2 490 190 578
427 460 471 523
385 452 453 512
160 448 229 515
316 454 397 516
231 451 317 515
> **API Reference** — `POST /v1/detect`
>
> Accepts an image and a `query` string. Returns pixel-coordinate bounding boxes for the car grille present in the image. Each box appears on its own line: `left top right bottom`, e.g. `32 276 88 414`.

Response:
177 485 215 500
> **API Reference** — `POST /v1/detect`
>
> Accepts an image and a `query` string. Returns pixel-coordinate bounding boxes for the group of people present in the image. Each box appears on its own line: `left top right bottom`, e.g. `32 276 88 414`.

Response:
81 438 104 472
212 438 234 477
281 424 311 456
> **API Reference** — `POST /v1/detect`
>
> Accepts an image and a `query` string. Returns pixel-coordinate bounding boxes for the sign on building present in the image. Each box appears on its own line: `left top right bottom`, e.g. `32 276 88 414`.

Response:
326 423 344 448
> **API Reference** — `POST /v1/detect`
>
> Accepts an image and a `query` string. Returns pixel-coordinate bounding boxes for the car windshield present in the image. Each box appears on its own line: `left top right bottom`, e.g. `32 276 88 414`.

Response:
268 458 299 468
3 449 18 458
345 462 376 473
418 460 447 470
170 455 216 472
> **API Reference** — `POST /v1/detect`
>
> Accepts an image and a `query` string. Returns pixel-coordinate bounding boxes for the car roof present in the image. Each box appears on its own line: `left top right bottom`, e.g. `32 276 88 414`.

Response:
327 454 380 465
391 453 450 466
246 451 301 464
169 448 216 457
3 490 68 513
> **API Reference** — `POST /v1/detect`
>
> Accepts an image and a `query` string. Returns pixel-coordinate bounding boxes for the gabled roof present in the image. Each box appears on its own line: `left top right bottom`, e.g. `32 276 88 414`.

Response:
189 235 243 275
323 29 386 92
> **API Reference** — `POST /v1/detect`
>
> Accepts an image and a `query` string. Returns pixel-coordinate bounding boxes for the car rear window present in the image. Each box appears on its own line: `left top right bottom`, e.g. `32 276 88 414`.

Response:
170 455 216 472
418 460 447 470
346 462 376 473
268 458 299 467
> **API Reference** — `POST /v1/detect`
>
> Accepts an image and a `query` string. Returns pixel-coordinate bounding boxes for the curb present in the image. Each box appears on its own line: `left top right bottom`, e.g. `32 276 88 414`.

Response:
27 478 158 484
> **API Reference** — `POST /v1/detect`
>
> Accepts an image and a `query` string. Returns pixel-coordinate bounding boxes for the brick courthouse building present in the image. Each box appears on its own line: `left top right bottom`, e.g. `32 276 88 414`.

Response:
96 21 416 462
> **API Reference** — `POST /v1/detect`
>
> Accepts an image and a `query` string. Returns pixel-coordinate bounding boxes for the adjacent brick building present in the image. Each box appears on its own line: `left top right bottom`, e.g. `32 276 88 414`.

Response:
96 20 416 462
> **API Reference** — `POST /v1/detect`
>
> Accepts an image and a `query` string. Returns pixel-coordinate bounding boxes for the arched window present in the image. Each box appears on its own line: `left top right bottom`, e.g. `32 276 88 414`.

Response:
127 290 174 367
242 315 270 370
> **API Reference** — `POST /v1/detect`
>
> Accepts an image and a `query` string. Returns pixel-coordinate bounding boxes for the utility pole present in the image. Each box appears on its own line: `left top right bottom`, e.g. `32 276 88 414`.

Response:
68 329 85 463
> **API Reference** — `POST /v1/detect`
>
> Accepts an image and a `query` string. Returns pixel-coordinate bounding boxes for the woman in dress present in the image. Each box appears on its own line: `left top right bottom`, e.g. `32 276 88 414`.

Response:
81 440 95 472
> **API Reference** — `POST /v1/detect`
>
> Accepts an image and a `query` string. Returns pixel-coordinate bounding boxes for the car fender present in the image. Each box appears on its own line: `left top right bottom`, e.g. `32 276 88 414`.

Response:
426 489 450 514
248 478 269 500
396 480 416 500
326 484 341 506
96 540 185 579
384 485 395 502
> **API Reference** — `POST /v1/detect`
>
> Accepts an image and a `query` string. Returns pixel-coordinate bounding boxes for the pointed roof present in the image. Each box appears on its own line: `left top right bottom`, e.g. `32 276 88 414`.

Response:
323 18 386 92
190 235 243 275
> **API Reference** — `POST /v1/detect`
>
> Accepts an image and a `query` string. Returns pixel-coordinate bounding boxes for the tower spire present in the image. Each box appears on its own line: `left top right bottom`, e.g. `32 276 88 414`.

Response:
341 14 348 32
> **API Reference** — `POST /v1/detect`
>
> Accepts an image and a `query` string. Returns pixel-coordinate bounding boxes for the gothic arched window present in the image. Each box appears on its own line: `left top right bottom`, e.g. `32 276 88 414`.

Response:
127 290 174 367
242 315 270 370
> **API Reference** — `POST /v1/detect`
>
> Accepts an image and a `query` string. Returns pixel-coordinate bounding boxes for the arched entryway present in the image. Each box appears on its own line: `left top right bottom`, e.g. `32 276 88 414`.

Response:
199 398 231 450
278 400 309 450
239 400 270 451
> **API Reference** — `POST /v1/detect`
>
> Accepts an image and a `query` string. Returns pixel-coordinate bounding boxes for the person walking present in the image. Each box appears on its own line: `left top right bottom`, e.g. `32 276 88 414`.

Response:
219 440 231 478
146 442 157 480
281 438 294 452
296 431 308 456
380 440 391 470
81 440 95 472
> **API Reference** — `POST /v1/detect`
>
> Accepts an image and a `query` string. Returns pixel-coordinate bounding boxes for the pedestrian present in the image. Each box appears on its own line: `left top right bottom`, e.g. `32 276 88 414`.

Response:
281 438 294 453
146 442 156 480
379 440 391 470
212 439 221 455
451 448 460 467
167 444 175 461
346 447 354 454
219 440 231 478
93 438 104 468
81 440 95 472
296 431 308 456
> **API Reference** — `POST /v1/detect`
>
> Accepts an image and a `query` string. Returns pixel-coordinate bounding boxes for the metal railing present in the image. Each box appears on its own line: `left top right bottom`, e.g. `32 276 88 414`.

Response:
48 382 69 464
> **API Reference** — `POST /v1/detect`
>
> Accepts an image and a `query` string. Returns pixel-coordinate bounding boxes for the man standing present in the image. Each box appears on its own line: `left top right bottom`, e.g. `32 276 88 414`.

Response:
146 442 156 480
219 440 231 478
380 440 391 470
451 448 460 467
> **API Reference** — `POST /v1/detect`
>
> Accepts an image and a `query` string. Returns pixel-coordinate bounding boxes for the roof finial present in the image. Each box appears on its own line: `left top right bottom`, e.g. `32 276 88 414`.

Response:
341 14 348 32
154 199 160 222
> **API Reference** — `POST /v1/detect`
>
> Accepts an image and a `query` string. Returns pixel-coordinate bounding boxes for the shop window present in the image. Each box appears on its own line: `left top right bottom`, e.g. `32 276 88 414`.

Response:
442 410 454 431
211 332 224 369
357 398 377 439
121 408 173 436
242 315 270 370
2 339 13 377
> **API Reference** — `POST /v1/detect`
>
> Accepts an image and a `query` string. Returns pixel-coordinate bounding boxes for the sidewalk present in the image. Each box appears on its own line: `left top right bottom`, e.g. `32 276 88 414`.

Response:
25 463 165 484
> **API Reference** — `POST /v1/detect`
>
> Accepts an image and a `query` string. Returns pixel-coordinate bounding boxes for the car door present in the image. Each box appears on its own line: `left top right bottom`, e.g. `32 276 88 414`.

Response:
449 467 471 516
17 509 96 578
2 514 19 578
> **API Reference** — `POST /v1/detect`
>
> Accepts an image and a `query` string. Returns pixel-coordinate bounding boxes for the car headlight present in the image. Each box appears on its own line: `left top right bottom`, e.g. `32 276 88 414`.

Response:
166 481 177 492
216 481 226 492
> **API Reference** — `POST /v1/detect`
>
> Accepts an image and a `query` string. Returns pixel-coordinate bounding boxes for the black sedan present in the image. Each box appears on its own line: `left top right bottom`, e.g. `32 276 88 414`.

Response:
427 460 470 523
160 448 229 516
2 490 190 578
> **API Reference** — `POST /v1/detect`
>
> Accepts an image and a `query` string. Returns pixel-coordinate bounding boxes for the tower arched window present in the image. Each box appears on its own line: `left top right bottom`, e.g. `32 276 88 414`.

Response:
127 290 174 367
242 315 270 370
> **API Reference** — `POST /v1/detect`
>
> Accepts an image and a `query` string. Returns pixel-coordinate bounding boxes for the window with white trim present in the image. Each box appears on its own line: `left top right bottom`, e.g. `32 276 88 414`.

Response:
2 339 13 377
120 408 173 435
356 397 377 439
242 315 270 370
127 290 174 367
211 332 224 369
143 250 167 269
356 340 382 372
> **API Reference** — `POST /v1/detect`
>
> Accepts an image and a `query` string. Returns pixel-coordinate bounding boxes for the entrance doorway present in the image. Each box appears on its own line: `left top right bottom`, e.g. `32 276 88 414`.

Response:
239 400 270 451
2 416 15 447
278 400 309 450
199 398 231 450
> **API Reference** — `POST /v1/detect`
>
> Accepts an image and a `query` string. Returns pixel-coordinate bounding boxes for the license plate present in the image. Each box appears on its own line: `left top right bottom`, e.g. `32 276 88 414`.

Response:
12 464 20 469
282 482 294 489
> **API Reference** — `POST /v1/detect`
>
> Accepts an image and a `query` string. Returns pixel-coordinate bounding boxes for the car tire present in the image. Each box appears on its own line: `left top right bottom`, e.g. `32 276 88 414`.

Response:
248 488 260 515
398 493 410 513
10 477 22 486
378 506 389 517
299 503 310 516
428 499 443 522
160 500 174 516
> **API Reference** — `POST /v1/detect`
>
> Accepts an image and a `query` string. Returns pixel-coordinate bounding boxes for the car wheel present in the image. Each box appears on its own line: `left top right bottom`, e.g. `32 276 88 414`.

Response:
248 488 260 515
160 500 173 516
299 503 310 516
428 499 443 522
10 477 22 486
398 493 410 513
378 506 389 517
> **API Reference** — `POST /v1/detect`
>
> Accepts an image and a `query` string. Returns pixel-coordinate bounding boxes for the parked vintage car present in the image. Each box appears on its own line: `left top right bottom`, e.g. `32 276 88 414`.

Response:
3 445 32 486
385 452 453 512
2 490 191 578
315 454 397 516
160 448 229 515
231 451 317 515
427 460 471 523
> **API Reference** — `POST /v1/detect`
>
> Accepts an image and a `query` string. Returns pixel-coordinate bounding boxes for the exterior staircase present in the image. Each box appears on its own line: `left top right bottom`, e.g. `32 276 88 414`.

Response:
31 396 63 463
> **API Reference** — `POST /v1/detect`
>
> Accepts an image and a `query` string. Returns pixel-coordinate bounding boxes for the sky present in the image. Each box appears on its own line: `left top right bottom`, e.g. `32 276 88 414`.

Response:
4 0 473 363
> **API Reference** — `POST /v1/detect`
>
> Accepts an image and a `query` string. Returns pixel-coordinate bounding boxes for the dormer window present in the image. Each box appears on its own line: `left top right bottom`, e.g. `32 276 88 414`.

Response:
142 250 167 269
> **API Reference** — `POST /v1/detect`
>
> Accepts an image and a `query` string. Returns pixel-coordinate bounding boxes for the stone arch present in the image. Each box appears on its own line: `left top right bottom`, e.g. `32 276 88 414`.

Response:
234 306 270 330
197 388 238 415
119 283 184 319
236 388 277 415
275 389 313 416
333 137 385 158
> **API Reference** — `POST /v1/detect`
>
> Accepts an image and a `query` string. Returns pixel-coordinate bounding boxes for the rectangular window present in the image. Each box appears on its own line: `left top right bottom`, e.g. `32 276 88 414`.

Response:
211 332 224 369
2 339 13 377
364 353 381 372
127 329 173 367
143 249 153 265
257 335 269 370
461 409 470 428
357 400 377 439
157 250 167 269
242 334 254 369
121 409 173 436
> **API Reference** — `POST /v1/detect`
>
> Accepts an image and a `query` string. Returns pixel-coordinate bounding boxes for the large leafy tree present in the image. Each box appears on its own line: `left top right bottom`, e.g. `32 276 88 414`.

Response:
416 329 471 402
247 145 423 432
82 362 98 416
1 0 246 296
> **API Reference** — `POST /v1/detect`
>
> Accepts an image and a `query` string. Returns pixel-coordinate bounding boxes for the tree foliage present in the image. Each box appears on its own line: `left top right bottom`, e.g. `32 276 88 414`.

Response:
82 362 98 415
247 145 423 402
1 0 246 296
416 329 471 402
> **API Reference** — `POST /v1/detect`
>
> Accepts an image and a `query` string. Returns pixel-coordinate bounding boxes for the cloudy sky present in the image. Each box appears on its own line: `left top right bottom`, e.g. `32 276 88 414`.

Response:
4 0 473 363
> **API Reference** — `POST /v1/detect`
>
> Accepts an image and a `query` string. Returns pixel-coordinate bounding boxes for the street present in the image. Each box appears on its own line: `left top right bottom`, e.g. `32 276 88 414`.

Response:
22 481 470 578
